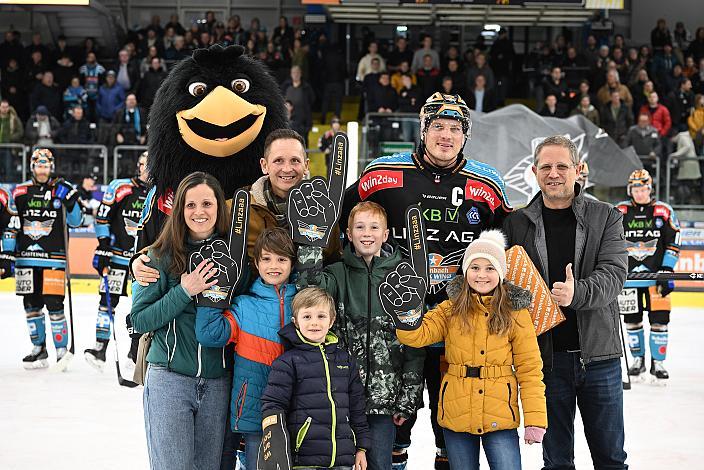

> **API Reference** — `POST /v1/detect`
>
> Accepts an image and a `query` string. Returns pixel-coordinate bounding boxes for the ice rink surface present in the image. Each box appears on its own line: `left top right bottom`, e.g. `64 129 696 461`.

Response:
0 292 702 469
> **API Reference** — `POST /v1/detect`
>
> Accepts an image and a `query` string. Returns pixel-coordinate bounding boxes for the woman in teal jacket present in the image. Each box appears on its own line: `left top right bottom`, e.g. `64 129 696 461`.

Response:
130 172 233 470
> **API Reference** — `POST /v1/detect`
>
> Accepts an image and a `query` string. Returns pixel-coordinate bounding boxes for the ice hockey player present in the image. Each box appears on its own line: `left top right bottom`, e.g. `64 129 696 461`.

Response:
85 151 150 369
341 93 512 469
2 149 82 369
616 169 680 381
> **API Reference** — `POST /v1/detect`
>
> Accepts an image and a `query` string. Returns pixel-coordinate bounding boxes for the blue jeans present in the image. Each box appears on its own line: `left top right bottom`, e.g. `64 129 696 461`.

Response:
443 428 521 470
367 414 396 470
235 431 263 470
542 353 628 470
144 365 230 470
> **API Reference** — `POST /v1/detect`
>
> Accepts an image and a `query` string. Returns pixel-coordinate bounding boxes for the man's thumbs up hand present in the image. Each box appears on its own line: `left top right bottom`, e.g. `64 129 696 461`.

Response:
565 263 574 281
551 263 575 307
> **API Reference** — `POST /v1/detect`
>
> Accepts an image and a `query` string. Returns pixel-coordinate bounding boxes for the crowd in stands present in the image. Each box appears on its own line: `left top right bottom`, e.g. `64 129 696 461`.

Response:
1 12 704 199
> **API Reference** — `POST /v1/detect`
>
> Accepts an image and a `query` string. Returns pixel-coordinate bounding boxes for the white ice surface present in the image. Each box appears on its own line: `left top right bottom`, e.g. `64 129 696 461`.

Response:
0 293 702 469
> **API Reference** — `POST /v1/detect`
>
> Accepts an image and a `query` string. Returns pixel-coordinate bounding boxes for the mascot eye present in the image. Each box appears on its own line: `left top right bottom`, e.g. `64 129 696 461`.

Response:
188 82 208 97
231 79 250 93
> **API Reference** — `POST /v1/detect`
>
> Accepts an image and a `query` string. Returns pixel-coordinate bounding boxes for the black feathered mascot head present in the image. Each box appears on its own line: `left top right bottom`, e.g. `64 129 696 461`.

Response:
147 44 288 197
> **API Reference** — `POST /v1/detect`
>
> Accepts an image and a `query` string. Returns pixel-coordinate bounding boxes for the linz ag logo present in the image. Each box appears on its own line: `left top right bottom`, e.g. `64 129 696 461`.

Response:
358 170 403 199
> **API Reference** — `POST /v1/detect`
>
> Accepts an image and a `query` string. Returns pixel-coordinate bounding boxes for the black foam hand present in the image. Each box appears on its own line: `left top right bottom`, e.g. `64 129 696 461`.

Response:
379 206 429 331
192 239 238 281
188 189 250 307
288 132 347 247
256 411 292 470
189 238 238 307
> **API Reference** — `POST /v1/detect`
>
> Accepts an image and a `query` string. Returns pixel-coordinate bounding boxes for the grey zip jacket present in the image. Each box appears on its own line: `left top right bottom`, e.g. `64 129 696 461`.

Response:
503 183 628 368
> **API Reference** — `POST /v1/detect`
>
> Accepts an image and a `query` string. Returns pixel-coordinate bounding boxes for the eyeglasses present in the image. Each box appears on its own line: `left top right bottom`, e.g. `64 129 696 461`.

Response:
428 123 463 134
536 163 576 174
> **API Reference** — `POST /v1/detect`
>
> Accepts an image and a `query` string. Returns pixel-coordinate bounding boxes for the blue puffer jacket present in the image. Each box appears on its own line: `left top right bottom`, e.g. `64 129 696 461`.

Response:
195 277 296 433
261 322 372 468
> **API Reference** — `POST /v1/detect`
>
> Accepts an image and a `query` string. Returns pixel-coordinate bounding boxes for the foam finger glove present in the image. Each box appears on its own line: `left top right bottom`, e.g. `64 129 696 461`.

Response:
257 412 292 470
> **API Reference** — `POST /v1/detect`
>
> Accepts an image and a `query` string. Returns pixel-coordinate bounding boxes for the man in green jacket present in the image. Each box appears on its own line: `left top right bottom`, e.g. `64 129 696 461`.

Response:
0 99 23 180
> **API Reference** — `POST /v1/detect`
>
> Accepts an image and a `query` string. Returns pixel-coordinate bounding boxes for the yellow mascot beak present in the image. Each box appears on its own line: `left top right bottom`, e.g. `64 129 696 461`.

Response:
176 86 267 157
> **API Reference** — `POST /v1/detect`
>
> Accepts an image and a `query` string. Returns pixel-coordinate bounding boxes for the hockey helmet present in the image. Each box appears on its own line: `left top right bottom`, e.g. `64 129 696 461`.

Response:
627 168 652 196
30 148 55 174
420 92 472 139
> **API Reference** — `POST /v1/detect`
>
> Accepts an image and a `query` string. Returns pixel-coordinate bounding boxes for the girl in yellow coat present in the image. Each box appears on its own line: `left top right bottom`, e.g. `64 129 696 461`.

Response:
397 230 547 470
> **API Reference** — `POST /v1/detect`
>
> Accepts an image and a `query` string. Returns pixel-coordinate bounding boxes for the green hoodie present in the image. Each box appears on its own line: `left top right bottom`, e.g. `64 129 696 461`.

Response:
130 248 228 379
0 106 23 143
297 243 424 418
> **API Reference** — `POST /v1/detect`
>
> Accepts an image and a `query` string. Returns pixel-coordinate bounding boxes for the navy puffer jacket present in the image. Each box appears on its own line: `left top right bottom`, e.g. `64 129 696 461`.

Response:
261 322 372 468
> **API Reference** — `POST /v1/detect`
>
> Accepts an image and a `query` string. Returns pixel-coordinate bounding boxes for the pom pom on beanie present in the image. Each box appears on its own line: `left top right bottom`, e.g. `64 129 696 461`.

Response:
461 229 507 281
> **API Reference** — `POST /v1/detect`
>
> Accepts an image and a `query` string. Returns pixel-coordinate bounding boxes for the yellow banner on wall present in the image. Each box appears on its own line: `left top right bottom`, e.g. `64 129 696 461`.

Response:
585 0 624 8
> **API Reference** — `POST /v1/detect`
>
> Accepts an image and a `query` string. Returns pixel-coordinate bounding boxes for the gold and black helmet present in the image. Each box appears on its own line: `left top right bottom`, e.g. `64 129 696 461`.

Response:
420 92 472 139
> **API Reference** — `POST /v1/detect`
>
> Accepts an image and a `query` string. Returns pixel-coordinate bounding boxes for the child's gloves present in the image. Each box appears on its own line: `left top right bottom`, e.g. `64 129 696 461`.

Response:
524 426 546 444
257 411 292 470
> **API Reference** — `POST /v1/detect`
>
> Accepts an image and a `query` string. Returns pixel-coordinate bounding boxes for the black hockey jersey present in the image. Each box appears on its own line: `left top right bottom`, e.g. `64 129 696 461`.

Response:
616 199 680 288
342 152 512 305
4 178 83 269
95 177 150 266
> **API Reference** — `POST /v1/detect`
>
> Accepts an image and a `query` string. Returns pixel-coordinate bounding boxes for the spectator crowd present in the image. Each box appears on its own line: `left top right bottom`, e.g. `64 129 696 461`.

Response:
1 13 704 200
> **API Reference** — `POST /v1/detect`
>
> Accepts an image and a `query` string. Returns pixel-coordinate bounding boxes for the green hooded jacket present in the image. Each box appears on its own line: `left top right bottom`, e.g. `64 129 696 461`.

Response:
297 243 424 418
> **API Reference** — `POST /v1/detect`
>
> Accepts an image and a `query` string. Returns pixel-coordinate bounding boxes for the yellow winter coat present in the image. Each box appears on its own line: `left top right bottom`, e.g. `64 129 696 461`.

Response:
688 107 704 140
397 284 547 435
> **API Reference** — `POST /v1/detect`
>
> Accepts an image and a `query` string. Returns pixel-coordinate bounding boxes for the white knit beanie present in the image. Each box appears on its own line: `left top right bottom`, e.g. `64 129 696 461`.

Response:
461 229 507 281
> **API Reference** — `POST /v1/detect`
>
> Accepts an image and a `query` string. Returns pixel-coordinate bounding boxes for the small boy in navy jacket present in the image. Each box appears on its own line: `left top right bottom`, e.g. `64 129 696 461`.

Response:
258 287 371 470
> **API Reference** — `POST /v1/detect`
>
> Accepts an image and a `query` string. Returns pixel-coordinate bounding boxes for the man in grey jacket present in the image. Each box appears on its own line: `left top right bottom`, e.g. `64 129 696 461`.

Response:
503 135 628 470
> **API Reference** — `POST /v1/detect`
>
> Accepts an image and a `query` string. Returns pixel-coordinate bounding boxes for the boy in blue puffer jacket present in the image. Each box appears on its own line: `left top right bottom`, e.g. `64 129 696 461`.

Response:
259 287 371 470
195 228 297 469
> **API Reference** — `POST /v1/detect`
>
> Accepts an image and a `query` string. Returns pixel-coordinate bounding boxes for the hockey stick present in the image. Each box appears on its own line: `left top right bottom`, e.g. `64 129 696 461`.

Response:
617 271 704 389
627 272 704 281
619 317 632 390
54 205 75 372
103 272 138 388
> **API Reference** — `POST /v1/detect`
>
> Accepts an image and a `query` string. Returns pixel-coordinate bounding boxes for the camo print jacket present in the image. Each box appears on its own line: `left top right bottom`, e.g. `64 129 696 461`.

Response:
297 243 425 418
